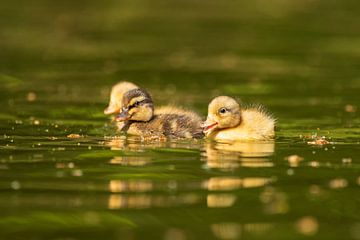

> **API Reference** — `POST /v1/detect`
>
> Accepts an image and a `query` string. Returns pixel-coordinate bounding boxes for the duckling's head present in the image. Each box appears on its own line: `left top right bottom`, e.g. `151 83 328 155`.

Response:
203 96 241 135
104 81 138 115
115 88 154 122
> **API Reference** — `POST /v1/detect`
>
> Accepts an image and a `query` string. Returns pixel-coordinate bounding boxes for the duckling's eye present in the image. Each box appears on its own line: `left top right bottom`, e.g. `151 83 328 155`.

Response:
134 101 140 106
219 108 228 114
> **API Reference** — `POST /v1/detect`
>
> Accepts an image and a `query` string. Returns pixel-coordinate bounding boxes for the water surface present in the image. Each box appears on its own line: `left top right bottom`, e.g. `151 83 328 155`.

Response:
0 0 360 239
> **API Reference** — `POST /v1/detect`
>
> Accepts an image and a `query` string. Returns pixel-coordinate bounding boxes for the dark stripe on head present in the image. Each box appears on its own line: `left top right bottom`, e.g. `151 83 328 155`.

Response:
123 88 154 107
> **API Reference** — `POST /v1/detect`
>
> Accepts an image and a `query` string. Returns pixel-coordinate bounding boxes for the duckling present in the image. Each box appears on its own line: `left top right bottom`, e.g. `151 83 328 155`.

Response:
115 88 204 139
203 96 275 141
104 81 138 115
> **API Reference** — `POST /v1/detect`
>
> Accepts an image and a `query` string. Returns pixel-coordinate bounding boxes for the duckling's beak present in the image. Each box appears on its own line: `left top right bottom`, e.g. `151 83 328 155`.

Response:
202 118 218 135
104 105 118 115
115 108 129 121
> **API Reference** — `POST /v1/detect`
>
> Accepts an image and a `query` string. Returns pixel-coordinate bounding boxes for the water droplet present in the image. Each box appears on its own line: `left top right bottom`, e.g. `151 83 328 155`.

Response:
72 169 83 177
11 181 21 190
295 216 318 236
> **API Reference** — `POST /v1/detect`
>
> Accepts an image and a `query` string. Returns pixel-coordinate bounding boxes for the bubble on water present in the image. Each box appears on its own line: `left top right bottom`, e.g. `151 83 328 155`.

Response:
295 216 318 236
287 169 294 176
26 92 37 102
72 169 83 177
345 104 357 113
88 146 92 150
329 178 348 189
168 180 178 191
33 120 40 125
68 162 75 168
55 163 66 169
285 155 303 167
309 161 320 168
11 181 21 190
15 120 23 125
342 158 352 164
67 134 82 139
309 185 321 196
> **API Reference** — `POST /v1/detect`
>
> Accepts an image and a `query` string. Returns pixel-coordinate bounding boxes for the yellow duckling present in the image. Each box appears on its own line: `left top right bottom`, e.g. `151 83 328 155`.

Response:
115 88 204 139
104 81 138 115
203 96 275 141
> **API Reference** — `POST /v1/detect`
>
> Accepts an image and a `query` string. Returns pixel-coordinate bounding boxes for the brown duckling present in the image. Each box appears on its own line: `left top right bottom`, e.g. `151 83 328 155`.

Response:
104 81 138 115
115 88 204 139
203 96 275 141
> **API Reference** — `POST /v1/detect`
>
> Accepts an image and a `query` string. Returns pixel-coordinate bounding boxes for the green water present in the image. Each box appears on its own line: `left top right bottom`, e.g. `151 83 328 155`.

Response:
1 0 360 239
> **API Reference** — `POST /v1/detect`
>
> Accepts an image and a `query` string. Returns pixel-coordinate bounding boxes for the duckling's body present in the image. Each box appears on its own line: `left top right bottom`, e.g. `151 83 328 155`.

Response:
124 109 203 138
208 107 275 141
116 89 203 139
203 96 275 141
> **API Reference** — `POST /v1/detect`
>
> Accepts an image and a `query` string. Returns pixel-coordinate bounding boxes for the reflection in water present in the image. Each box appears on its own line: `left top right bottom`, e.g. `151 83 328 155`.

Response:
108 193 201 210
204 177 273 191
106 137 203 151
207 194 237 208
211 223 241 239
108 194 152 209
243 223 274 235
211 223 274 239
260 187 289 214
107 177 273 210
203 141 275 170
106 137 204 167
109 156 150 166
109 180 153 193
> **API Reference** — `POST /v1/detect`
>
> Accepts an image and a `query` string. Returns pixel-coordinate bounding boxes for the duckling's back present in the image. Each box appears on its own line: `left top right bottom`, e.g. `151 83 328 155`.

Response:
127 107 204 139
240 106 275 140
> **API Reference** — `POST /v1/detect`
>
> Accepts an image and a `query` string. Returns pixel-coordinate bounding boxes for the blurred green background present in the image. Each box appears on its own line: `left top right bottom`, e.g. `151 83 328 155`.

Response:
0 0 359 239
